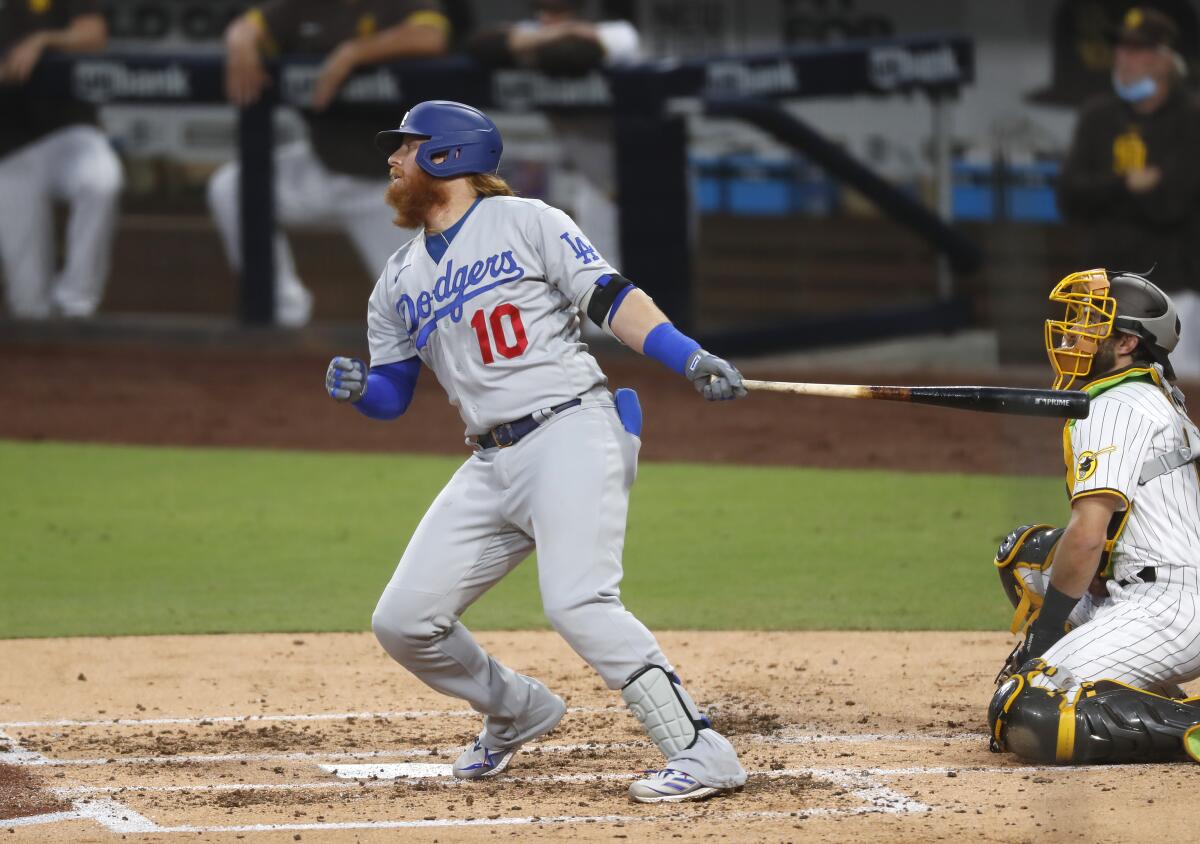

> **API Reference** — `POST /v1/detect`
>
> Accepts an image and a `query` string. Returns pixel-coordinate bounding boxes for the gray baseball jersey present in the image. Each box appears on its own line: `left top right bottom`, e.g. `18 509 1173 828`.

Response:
364 193 748 790
367 195 615 435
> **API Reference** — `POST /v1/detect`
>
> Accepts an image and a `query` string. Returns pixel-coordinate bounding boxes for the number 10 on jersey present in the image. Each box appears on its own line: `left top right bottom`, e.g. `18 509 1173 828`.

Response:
470 304 528 364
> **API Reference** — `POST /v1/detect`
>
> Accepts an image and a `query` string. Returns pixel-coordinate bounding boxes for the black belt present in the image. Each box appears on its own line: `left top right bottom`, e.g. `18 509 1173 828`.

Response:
472 399 582 450
1116 567 1157 587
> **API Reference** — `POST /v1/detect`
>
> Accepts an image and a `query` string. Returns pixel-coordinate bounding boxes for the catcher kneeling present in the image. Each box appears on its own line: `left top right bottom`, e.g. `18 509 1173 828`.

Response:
988 269 1200 765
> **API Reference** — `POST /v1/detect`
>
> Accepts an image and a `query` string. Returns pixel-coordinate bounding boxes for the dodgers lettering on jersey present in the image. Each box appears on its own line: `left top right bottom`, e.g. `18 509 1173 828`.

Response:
367 196 615 435
1068 374 1200 581
397 249 526 348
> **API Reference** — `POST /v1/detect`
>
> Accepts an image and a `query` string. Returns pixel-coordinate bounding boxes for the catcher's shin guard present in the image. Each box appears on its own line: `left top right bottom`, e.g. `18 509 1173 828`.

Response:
621 665 711 757
990 663 1200 763
1186 724 1200 763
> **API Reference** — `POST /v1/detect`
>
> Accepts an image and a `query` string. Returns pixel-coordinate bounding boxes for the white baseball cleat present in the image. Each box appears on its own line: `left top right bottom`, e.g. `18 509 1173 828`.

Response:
452 738 516 779
628 768 720 803
452 691 567 779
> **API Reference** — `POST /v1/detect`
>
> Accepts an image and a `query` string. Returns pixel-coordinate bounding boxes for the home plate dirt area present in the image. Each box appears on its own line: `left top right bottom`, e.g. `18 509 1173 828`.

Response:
1 631 1195 843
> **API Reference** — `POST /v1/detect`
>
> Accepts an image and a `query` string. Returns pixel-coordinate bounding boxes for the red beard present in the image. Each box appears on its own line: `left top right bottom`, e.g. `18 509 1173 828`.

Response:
386 167 448 229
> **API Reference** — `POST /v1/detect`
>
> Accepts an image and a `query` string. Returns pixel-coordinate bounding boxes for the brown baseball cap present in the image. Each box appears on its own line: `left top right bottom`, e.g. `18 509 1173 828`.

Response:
1112 6 1180 49
533 0 583 12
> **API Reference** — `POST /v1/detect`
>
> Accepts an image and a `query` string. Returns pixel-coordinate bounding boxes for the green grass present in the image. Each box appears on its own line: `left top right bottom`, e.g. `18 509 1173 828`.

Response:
0 440 1066 638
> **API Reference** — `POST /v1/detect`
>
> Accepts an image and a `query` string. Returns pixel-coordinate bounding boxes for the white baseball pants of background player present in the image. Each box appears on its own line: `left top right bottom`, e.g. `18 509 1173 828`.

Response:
371 401 745 787
0 125 122 319
207 139 413 327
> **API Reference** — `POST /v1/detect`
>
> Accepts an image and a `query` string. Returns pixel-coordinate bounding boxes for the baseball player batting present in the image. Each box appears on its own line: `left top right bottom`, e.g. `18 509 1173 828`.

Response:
988 269 1200 765
325 101 749 801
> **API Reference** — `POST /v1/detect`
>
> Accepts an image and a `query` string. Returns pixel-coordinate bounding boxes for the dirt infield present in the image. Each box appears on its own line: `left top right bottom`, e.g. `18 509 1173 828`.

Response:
0 763 71 821
0 341 1071 474
0 631 1195 843
4 338 1199 840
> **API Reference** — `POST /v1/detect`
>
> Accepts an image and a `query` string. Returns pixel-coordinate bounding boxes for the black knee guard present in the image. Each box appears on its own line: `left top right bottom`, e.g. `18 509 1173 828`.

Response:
990 663 1200 763
988 664 1065 762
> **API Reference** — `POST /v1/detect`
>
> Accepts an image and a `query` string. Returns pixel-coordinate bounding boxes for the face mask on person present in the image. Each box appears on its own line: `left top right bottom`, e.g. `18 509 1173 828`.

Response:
1113 71 1158 103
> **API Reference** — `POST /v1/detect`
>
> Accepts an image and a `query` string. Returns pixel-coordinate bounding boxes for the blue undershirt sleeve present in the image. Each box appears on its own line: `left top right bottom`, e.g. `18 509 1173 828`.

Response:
352 358 421 420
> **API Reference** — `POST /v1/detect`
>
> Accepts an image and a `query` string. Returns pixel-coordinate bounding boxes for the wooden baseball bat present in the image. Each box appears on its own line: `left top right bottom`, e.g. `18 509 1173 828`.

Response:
742 380 1090 419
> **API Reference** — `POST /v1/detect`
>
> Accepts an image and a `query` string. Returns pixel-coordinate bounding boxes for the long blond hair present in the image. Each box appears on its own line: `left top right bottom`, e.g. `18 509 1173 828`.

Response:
469 172 515 198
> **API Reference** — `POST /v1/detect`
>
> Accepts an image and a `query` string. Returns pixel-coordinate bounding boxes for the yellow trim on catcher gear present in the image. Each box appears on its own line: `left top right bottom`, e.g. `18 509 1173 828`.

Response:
1055 489 1131 580
995 525 1055 568
991 672 1026 745
1078 365 1161 399
1009 585 1040 635
995 526 1060 635
1101 504 1133 579
1185 724 1200 764
1046 269 1116 391
1062 422 1075 493
1085 676 1195 701
1056 694 1078 763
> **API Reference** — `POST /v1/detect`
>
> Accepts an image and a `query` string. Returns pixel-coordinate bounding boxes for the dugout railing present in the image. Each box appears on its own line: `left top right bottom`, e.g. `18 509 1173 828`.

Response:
28 34 976 353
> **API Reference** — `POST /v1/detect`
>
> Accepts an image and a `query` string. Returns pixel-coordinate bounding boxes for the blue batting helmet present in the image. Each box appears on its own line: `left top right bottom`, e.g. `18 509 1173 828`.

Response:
375 101 503 178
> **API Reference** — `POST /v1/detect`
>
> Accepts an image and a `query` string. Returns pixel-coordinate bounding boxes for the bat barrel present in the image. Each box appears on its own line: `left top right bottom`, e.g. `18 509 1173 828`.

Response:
744 380 1090 419
906 386 1090 419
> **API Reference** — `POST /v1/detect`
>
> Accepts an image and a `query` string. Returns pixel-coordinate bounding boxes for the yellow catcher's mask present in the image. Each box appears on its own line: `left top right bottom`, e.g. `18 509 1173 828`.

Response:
1045 269 1117 390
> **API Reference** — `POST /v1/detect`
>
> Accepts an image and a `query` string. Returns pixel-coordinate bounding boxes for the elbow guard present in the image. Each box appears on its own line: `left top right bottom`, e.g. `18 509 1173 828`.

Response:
583 273 635 338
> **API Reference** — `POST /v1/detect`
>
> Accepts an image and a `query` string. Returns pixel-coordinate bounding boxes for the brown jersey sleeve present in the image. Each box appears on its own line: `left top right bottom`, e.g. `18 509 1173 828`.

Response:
250 0 298 56
66 0 104 17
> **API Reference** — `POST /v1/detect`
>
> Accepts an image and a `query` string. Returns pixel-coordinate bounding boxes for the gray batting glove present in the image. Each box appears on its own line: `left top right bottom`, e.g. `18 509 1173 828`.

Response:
325 356 367 403
685 349 748 401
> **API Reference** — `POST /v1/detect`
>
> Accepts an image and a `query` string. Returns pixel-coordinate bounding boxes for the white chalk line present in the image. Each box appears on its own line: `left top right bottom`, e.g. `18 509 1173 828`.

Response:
773 730 981 745
89 806 921 835
1 713 969 835
4 799 161 832
1 810 83 829
14 739 650 768
0 729 151 833
11 731 988 768
0 728 45 766
7 744 648 768
47 766 815 796
0 705 626 730
49 761 1090 799
41 770 931 834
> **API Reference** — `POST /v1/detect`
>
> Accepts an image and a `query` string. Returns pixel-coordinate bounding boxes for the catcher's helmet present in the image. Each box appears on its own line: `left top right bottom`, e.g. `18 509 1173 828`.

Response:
1046 268 1181 388
1111 272 1181 374
375 100 503 178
